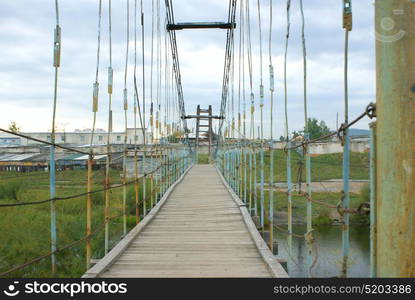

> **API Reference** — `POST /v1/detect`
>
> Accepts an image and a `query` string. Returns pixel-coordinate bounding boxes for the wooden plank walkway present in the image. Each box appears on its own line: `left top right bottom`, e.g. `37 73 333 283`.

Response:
84 164 287 278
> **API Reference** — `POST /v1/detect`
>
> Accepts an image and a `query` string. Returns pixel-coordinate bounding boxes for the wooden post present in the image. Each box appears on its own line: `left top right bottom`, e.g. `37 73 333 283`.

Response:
195 105 200 162
134 151 140 224
375 0 415 277
208 105 213 161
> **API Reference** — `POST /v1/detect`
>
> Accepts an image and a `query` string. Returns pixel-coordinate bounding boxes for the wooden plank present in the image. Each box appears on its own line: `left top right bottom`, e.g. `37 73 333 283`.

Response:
82 165 193 278
84 164 288 278
215 166 289 278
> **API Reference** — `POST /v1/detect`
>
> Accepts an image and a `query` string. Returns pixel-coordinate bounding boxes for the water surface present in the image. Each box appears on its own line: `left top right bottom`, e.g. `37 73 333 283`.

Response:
276 224 370 277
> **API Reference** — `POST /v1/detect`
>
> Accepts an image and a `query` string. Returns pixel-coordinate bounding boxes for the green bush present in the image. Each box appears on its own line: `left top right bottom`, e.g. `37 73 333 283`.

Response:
0 181 22 201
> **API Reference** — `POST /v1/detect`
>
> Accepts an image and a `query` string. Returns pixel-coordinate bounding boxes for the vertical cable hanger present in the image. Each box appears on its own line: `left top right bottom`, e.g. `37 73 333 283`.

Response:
268 0 275 253
246 0 254 141
122 0 130 236
150 0 155 145
133 0 141 224
257 0 265 235
50 0 61 275
140 0 148 217
90 0 103 151
134 0 138 151
245 0 255 214
237 0 243 198
241 0 247 203
156 0 162 139
87 0 103 270
341 0 352 278
231 27 236 139
284 0 293 261
299 0 314 278
257 0 264 141
104 0 113 255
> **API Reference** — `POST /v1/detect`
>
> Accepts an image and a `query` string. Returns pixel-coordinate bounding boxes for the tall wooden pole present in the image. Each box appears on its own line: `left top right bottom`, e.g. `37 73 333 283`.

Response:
375 0 415 277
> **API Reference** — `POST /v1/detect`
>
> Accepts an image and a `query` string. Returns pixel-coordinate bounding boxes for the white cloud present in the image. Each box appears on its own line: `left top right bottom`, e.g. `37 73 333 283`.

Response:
0 0 375 138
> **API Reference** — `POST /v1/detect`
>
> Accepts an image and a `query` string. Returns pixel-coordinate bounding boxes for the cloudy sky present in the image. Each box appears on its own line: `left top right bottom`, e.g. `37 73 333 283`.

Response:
0 0 376 138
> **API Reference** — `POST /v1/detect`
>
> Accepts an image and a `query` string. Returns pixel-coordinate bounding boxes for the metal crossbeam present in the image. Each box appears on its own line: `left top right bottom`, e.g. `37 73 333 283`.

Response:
167 22 235 30
183 115 223 120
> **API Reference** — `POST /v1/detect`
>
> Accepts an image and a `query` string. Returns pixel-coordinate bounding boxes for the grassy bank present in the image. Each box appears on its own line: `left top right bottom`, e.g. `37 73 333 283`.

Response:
0 169 153 277
260 150 369 182
223 150 369 226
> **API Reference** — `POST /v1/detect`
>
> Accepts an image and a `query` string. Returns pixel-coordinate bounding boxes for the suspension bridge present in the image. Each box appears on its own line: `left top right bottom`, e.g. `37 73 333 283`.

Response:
0 0 414 279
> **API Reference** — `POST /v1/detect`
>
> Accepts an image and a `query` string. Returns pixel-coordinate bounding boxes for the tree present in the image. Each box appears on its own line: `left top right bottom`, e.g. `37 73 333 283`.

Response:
287 118 331 140
305 118 331 140
8 121 20 133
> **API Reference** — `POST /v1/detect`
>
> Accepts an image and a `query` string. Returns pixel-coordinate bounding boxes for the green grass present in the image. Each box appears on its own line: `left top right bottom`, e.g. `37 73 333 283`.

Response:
197 153 210 164
242 185 370 228
229 150 370 227
259 150 369 182
0 168 155 278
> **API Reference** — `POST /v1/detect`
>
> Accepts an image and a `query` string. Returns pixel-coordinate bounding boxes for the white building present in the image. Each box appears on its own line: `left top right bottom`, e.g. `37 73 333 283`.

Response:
0 128 151 147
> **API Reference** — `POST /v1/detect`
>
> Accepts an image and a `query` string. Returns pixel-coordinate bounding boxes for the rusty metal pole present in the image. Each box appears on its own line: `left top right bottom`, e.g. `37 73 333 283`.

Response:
375 0 415 277
86 155 93 269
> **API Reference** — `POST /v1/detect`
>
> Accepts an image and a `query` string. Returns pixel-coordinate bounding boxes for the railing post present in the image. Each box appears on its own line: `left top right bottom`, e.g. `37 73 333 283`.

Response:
142 148 147 217
243 143 247 203
86 154 93 269
269 143 274 252
260 141 265 236
122 150 127 235
134 150 140 224
286 141 293 260
249 147 253 215
49 145 57 275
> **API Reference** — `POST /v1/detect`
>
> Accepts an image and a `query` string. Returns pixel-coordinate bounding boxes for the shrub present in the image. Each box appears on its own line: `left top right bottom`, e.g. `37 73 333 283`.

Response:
0 182 22 201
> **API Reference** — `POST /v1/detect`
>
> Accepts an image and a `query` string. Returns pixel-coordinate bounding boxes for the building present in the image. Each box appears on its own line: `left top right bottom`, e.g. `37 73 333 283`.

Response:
0 128 151 147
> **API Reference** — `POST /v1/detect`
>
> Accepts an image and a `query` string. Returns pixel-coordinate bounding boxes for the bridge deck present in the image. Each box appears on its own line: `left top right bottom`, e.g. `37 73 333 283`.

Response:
84 164 287 278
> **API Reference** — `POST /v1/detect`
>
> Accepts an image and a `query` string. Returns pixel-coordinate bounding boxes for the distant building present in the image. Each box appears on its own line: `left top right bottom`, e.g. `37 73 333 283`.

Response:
0 128 151 147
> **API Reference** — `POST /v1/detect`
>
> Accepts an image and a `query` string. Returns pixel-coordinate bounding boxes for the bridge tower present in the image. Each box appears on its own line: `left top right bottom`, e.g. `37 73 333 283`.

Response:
195 105 213 158
184 105 222 161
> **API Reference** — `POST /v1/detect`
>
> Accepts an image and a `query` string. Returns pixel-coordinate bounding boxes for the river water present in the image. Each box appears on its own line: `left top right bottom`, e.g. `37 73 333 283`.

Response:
275 225 370 277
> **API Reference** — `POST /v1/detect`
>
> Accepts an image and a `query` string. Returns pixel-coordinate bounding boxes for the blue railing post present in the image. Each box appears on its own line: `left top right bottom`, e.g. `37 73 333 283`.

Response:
49 145 57 275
